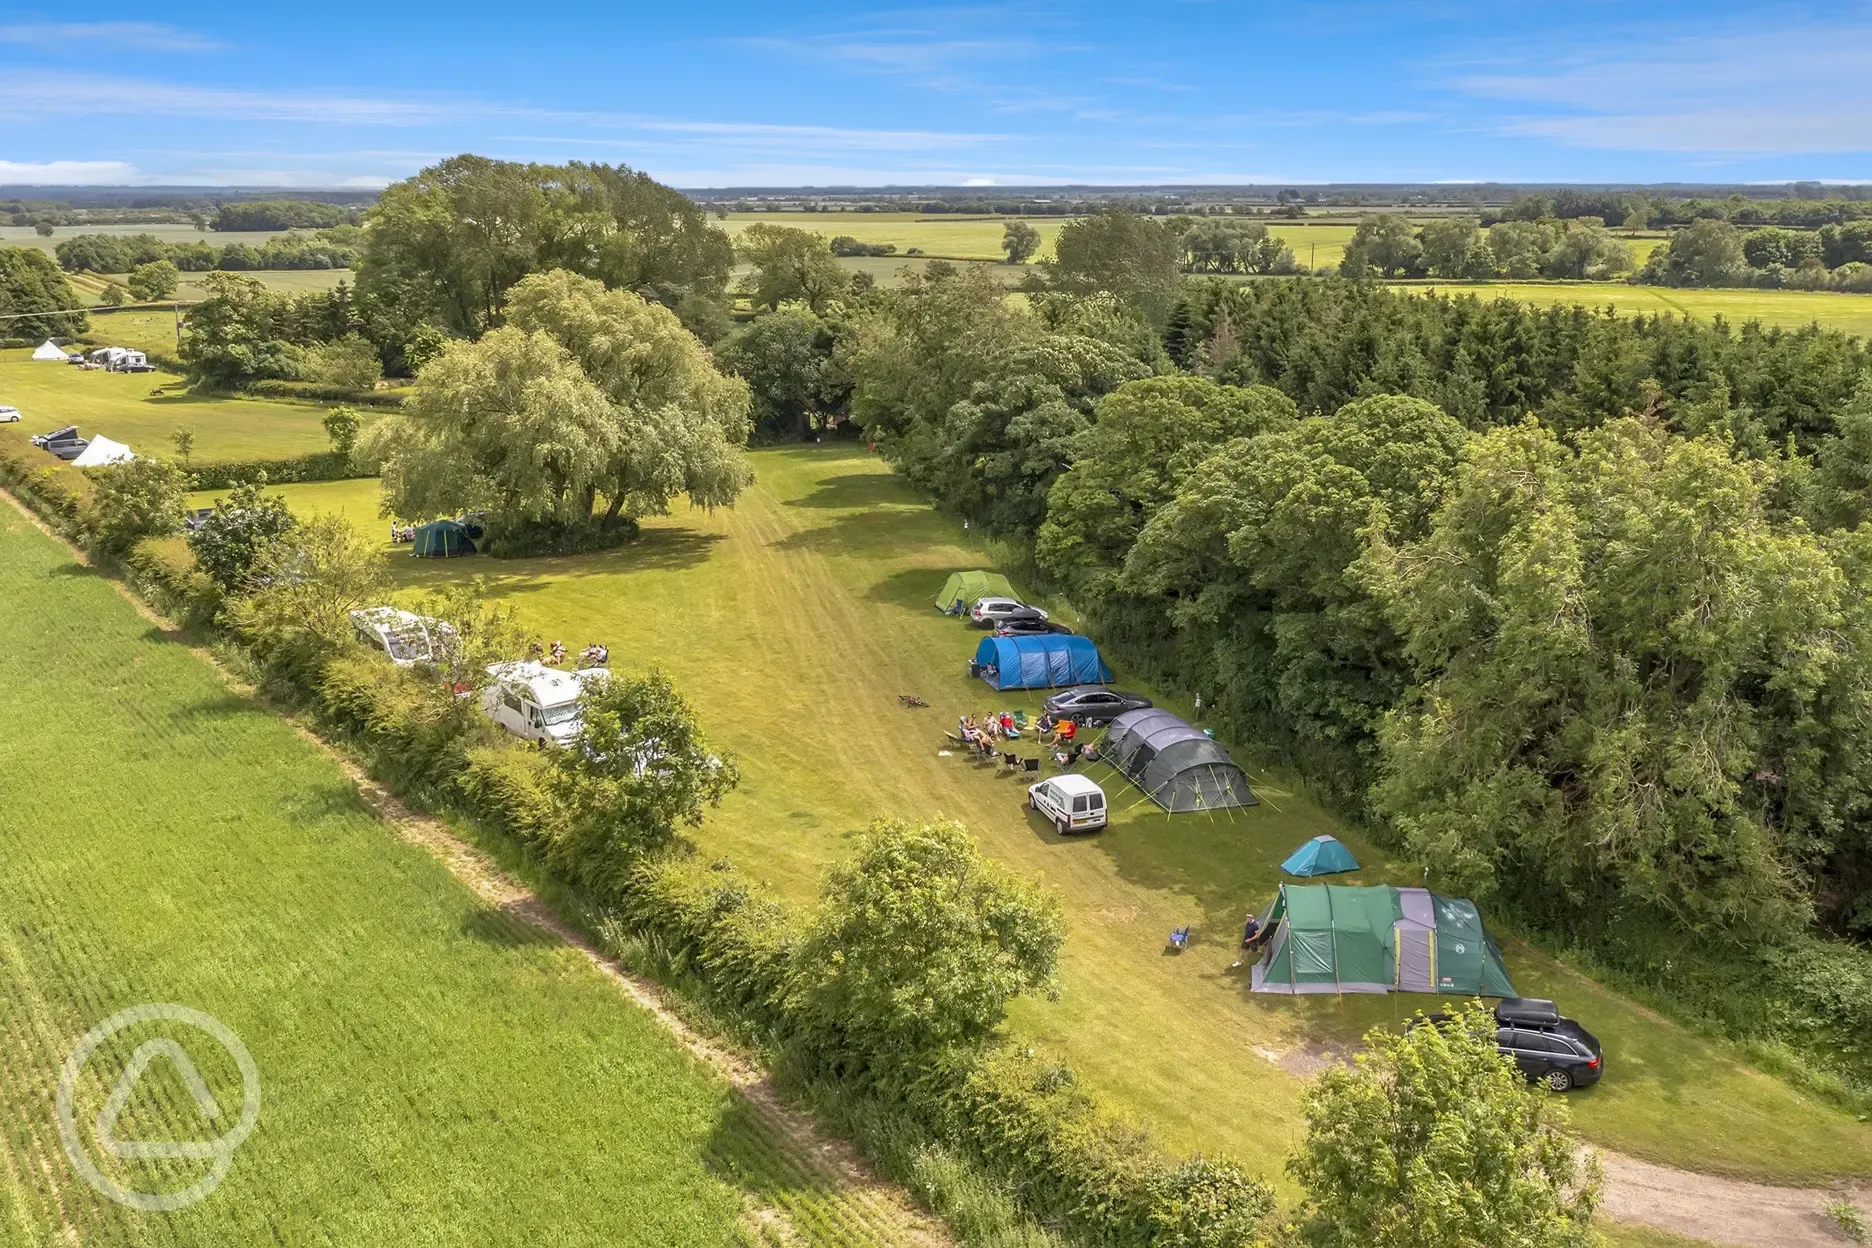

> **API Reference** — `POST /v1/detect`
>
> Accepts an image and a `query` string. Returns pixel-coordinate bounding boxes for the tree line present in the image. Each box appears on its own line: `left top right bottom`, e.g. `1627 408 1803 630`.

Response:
54 227 362 275
1488 189 1872 230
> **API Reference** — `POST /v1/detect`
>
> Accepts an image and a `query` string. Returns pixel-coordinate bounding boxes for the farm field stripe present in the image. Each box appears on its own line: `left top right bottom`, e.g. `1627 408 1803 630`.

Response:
0 486 949 1248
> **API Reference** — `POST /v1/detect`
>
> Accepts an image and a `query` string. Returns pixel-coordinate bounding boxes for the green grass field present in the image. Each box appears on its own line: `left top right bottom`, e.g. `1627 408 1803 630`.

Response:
0 224 296 255
0 349 336 463
61 268 357 308
0 503 841 1245
191 452 1872 1192
1395 282 1872 339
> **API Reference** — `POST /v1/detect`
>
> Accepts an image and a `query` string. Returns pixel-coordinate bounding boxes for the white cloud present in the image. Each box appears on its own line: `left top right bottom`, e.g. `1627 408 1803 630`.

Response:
1448 19 1872 154
962 176 996 186
0 21 219 50
0 160 140 184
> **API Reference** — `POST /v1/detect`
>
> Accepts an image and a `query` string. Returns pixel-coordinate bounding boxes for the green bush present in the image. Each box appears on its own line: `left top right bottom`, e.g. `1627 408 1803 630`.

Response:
186 451 359 491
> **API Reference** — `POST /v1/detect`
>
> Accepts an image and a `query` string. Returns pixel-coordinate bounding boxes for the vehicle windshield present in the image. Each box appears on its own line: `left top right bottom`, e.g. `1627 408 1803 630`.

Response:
540 702 582 726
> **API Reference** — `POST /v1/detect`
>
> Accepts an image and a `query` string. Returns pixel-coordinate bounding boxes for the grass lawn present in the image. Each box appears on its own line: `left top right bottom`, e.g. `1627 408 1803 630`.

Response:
1394 282 1872 339
0 505 793 1246
0 349 338 463
62 269 356 308
76 309 186 356
199 449 1872 1190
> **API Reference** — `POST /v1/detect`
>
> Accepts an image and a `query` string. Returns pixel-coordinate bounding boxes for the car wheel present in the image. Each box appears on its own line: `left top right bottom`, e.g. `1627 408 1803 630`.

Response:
1055 816 1069 836
1027 793 1037 810
1544 1068 1572 1093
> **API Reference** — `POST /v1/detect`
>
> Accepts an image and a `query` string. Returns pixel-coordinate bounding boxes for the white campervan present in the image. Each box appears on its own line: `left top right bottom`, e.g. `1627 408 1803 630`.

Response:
479 661 608 746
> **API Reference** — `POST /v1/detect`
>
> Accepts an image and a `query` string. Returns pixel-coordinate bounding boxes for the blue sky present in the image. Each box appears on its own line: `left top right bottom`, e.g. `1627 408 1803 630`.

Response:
2 2 1868 188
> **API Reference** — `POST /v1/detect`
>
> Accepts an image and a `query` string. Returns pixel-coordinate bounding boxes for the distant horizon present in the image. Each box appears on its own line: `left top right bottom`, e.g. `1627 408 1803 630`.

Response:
5 179 1871 198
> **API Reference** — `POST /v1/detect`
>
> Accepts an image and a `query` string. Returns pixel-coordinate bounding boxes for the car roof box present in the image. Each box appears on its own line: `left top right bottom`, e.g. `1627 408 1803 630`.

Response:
1495 997 1560 1026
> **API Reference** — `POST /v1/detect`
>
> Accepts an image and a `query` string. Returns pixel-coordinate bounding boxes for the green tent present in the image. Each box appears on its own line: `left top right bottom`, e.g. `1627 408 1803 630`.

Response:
936 570 1015 612
411 519 476 558
1251 883 1515 997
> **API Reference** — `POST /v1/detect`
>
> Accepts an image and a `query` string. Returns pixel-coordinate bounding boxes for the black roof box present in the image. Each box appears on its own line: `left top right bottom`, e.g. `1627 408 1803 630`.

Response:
1495 997 1561 1026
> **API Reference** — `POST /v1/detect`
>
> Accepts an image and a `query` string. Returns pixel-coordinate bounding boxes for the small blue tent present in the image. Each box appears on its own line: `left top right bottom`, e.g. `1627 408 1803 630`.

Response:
973 634 1112 690
1281 835 1360 877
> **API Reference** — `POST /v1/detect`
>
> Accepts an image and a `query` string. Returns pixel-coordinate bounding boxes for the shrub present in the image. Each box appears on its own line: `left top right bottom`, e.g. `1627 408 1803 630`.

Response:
1288 1001 1598 1248
793 819 1064 1064
127 259 179 301
303 334 384 391
83 455 186 555
184 477 296 594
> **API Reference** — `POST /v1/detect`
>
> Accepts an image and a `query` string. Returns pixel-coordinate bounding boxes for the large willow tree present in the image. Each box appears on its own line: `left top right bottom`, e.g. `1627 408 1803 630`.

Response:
365 269 751 534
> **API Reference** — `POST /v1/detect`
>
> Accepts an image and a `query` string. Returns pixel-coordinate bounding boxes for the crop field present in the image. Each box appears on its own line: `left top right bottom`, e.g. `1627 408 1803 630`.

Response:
76 309 188 356
1395 282 1872 339
0 224 296 255
60 268 355 309
0 501 938 1246
191 450 1872 1196
713 212 1361 272
0 349 337 463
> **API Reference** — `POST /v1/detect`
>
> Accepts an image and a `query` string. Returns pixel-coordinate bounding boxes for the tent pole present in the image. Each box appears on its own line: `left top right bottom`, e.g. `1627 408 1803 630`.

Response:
1326 886 1342 1004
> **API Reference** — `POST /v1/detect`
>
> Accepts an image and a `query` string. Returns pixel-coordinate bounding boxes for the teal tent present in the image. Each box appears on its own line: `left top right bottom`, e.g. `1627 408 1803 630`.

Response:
1281 835 1360 877
936 570 1015 612
411 519 476 558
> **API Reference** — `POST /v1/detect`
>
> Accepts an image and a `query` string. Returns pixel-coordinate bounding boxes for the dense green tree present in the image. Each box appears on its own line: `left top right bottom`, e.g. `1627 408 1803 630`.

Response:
321 405 363 458
1120 395 1469 801
0 246 85 339
1037 376 1297 598
714 306 849 438
1641 219 1747 287
302 333 384 390
84 456 187 555
1179 219 1293 274
1340 214 1422 278
1001 220 1041 264
356 155 733 339
840 265 1150 534
127 258 179 301
792 818 1062 1061
1418 217 1484 279
1289 1002 1599 1248
229 513 391 678
542 672 739 892
1810 372 1872 530
736 224 850 313
1487 220 1563 280
1038 207 1185 326
367 270 750 534
185 478 297 594
1365 418 1872 936
179 273 302 387
1542 219 1633 280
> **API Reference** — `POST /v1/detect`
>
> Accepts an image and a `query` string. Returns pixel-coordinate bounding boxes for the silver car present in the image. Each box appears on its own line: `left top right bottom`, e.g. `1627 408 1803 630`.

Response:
970 597 1047 628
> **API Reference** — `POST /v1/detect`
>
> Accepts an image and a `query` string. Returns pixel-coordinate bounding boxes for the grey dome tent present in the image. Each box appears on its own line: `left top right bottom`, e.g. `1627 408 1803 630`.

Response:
1100 709 1256 813
411 519 476 558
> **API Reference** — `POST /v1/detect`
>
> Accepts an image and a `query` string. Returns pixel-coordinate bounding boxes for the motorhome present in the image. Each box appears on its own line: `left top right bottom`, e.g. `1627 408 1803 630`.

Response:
479 661 608 746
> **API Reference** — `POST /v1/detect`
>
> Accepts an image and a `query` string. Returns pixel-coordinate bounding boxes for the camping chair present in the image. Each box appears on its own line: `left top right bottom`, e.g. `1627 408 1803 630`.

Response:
1001 751 1019 769
943 731 968 750
1168 926 1191 951
1013 710 1028 728
1022 756 1040 773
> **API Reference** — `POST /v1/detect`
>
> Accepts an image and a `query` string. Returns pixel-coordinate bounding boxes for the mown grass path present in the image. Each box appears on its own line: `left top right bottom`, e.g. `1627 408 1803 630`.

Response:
0 495 940 1248
228 449 1872 1193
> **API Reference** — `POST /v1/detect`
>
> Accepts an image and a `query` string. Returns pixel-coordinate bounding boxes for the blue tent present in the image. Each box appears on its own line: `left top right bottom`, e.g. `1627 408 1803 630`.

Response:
1281 835 1360 877
972 634 1112 690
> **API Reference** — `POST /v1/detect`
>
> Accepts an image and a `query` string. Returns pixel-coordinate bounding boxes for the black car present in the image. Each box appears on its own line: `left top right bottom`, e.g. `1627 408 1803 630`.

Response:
994 616 1074 637
1494 998 1602 1091
1041 686 1153 726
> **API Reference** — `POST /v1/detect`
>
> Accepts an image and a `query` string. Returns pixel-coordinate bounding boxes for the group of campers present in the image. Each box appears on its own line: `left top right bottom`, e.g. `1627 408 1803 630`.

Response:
955 710 1094 765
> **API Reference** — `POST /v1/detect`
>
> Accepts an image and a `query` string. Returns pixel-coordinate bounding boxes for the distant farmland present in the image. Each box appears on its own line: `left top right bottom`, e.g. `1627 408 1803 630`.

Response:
1395 281 1872 340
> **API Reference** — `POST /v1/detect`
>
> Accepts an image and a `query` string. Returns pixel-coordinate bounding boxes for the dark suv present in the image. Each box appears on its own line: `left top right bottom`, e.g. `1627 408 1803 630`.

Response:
1494 998 1602 1091
1041 686 1153 726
